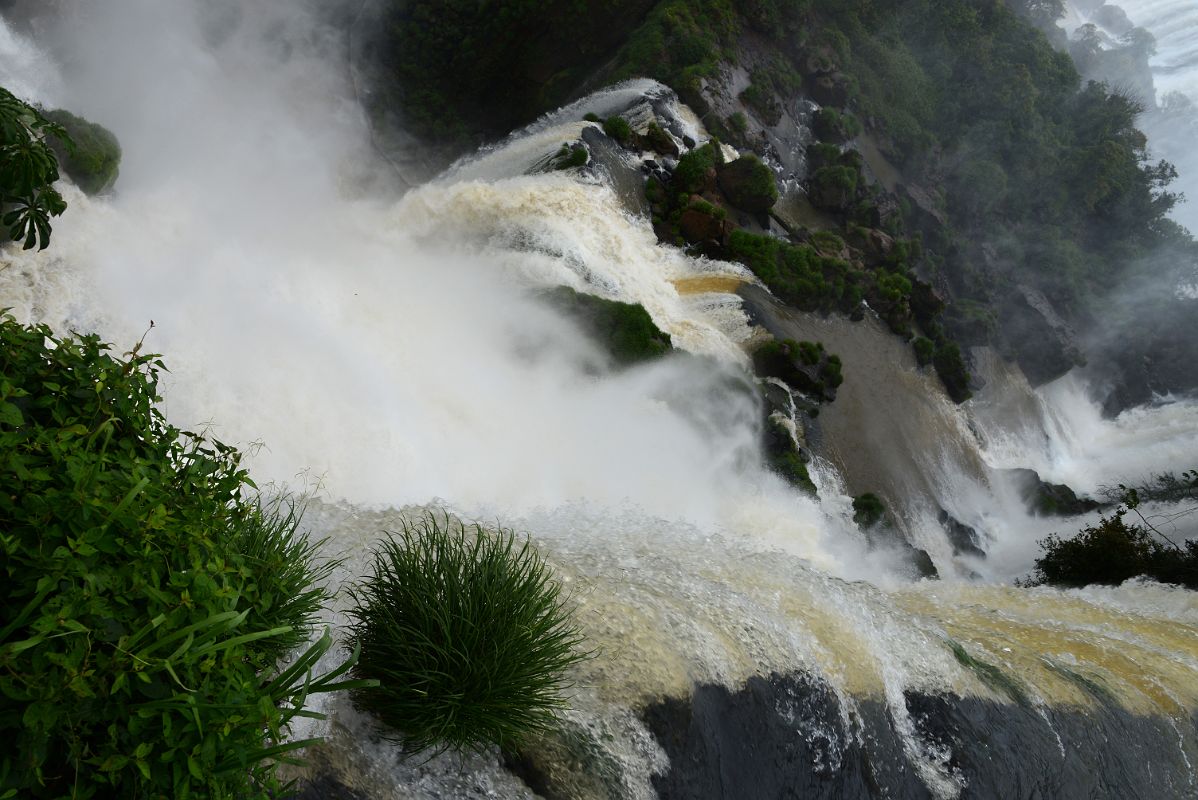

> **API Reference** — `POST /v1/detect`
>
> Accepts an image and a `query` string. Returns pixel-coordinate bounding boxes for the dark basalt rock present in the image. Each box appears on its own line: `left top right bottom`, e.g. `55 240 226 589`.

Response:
291 772 371 800
808 73 852 107
1007 468 1102 516
997 284 1084 387
642 673 930 800
938 508 986 558
641 672 1197 800
716 155 779 215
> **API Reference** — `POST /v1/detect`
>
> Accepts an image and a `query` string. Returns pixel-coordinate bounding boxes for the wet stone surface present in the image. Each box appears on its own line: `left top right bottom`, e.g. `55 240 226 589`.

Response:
641 672 1198 800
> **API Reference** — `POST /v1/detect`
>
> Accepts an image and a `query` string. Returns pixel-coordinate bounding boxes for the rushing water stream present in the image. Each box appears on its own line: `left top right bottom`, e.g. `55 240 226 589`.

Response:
3 3 1198 797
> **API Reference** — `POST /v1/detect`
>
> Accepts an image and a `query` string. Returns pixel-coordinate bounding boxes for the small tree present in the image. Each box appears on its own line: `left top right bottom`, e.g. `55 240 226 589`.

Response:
0 86 70 250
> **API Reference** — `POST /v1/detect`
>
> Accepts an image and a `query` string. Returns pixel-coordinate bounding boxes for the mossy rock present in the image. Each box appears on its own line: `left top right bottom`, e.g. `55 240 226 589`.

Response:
808 165 858 211
852 493 886 528
763 415 816 495
812 108 861 144
44 109 121 195
716 154 778 214
752 338 841 402
641 122 679 156
540 286 672 366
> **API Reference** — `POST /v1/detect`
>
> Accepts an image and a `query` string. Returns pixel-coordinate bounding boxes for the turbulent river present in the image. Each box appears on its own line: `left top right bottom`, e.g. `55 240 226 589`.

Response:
3 2 1198 798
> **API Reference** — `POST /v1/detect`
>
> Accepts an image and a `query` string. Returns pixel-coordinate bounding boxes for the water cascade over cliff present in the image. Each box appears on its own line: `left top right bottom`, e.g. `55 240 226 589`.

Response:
2 3 1197 798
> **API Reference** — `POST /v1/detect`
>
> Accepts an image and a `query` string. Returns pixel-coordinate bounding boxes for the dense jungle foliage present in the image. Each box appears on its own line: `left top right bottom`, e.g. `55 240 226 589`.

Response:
376 0 1189 371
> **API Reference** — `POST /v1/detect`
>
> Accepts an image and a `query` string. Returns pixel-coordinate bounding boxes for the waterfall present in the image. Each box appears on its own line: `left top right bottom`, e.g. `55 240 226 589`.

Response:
2 3 1197 798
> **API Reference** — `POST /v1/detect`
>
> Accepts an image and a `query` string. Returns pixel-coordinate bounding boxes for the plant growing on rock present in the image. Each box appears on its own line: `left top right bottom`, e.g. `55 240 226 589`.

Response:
346 513 590 753
716 153 779 214
602 115 633 145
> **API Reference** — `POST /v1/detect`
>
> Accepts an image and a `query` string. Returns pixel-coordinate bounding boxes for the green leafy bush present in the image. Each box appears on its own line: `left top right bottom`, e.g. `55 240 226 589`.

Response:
347 513 589 753
0 86 69 250
0 315 363 799
1030 508 1198 589
43 109 121 195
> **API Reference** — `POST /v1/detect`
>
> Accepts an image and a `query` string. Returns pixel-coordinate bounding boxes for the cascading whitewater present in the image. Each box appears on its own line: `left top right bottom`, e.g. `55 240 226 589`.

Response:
2 3 1198 798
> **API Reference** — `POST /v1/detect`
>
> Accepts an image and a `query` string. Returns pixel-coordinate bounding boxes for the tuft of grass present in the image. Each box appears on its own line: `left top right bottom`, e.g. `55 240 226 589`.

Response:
347 513 590 754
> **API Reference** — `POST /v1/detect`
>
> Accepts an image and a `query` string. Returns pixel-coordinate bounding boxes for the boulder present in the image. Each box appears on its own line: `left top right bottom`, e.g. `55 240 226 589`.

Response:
807 165 858 212
802 46 838 79
808 73 851 107
1008 468 1102 516
938 508 986 558
908 278 946 324
678 203 731 248
716 155 779 214
897 181 946 227
998 284 1084 386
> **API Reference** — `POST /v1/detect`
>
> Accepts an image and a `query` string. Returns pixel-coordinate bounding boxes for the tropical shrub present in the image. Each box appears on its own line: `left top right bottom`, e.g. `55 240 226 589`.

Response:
346 513 589 753
1030 508 1198 590
0 315 364 798
0 86 69 250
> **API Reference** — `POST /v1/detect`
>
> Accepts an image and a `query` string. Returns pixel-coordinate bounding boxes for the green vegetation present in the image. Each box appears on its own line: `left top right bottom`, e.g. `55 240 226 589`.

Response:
740 62 801 126
762 413 817 495
804 0 1184 322
346 513 589 753
43 109 120 195
1030 473 1197 589
752 338 842 401
552 143 589 170
0 86 69 250
931 339 971 402
1030 509 1197 590
852 493 885 528
673 141 722 194
0 315 365 798
812 107 860 143
602 115 633 146
727 230 862 314
716 154 779 213
766 440 817 495
540 286 673 366
946 639 1029 705
912 335 934 366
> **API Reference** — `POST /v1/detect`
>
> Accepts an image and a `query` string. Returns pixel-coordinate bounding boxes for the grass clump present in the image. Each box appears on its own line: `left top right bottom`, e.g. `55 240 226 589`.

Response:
602 115 633 145
0 314 363 799
347 513 589 753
